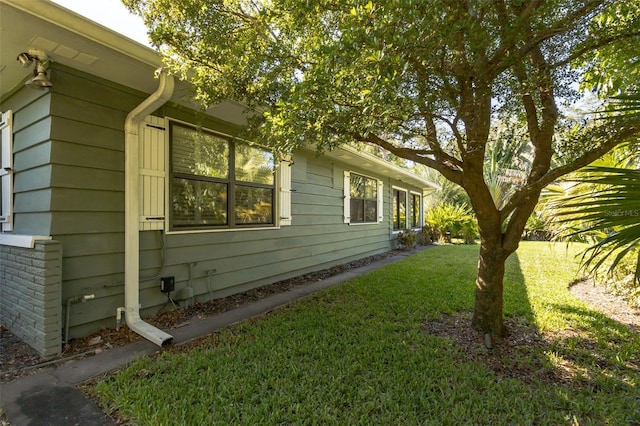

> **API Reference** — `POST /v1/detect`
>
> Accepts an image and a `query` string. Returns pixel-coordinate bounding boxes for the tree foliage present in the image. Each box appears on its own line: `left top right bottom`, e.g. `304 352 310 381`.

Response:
578 1 640 96
125 0 640 336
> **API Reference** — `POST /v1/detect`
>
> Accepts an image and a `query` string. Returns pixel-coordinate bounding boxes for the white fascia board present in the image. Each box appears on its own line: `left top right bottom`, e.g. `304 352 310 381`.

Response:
308 145 439 191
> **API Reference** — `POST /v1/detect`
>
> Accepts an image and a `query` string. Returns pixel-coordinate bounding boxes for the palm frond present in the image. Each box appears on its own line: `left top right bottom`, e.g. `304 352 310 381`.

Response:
551 166 640 281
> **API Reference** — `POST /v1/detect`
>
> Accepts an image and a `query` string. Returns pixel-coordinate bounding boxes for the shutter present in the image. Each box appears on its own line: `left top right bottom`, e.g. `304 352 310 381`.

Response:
139 116 166 231
343 171 351 223
279 156 292 226
377 180 384 223
0 110 13 231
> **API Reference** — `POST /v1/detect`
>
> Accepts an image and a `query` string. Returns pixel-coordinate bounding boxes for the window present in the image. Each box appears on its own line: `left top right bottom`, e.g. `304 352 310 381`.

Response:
410 193 422 228
0 110 13 232
169 122 275 230
393 188 407 230
343 171 383 224
350 174 378 223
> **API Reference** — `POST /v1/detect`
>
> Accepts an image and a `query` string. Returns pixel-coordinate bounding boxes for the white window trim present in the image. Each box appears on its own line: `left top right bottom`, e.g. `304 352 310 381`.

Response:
139 115 167 231
0 110 13 232
344 170 383 225
343 171 351 223
278 155 293 226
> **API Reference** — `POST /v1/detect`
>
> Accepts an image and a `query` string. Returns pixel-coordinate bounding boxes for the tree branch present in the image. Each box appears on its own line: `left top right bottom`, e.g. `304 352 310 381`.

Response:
500 120 640 221
350 131 464 185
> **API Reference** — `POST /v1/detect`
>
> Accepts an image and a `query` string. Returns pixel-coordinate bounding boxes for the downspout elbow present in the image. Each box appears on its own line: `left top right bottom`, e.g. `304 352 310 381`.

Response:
125 310 173 347
124 69 174 347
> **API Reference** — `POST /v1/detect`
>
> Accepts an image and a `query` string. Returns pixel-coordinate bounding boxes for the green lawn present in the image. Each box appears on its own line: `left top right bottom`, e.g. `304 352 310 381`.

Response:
90 242 640 425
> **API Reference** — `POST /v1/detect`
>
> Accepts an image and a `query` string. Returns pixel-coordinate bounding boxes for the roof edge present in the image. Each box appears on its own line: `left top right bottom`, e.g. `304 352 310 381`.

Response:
1 0 161 68
302 144 438 190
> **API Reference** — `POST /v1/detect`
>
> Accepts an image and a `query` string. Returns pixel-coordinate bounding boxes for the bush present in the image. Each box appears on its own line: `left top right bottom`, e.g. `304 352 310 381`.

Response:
523 211 552 241
416 226 433 245
425 203 478 244
396 229 417 250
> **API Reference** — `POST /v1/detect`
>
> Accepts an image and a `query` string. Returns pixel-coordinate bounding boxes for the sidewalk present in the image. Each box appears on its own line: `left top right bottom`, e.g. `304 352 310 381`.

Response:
1 248 425 425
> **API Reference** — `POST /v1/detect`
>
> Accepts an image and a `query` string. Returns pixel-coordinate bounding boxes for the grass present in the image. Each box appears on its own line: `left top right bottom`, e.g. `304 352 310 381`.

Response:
90 242 640 425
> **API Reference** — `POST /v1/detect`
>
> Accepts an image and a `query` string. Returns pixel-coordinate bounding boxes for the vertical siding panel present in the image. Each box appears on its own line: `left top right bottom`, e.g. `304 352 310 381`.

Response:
0 110 14 231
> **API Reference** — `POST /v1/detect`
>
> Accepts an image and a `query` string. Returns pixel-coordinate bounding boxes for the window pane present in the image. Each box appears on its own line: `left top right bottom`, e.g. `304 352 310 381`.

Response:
411 194 421 227
365 178 377 199
350 174 365 198
393 189 407 230
172 178 227 227
365 200 377 222
235 143 274 184
235 185 273 224
349 173 378 223
172 125 229 178
350 199 364 222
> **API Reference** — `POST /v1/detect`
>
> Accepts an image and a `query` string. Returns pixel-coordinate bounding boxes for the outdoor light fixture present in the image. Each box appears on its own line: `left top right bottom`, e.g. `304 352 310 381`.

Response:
16 52 34 67
16 50 53 90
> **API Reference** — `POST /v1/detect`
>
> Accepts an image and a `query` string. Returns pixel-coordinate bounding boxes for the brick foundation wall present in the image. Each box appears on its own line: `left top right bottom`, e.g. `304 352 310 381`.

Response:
0 240 63 359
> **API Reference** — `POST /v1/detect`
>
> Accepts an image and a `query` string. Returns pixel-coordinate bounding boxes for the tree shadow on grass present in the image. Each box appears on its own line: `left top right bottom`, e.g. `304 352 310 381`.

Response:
542 303 640 388
423 250 640 395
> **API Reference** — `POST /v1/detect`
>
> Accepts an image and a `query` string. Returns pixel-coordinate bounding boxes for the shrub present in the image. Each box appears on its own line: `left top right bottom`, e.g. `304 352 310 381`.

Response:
416 226 433 245
425 203 478 244
396 229 417 250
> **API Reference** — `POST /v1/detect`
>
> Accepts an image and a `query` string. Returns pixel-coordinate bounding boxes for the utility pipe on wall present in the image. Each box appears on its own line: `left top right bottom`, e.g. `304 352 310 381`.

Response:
123 69 174 347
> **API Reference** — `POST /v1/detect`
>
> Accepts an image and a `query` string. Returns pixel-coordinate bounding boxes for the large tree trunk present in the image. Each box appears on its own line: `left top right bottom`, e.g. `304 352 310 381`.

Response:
471 240 509 338
470 204 530 339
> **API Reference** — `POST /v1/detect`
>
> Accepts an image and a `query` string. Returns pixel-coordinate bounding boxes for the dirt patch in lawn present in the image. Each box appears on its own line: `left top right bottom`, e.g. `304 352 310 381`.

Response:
422 312 562 384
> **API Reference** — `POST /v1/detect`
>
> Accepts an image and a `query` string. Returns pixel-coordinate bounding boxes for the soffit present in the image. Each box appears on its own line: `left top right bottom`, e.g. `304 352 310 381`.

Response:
0 0 160 97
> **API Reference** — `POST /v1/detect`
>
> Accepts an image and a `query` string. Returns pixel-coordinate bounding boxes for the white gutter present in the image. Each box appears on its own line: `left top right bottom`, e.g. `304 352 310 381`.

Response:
124 69 174 347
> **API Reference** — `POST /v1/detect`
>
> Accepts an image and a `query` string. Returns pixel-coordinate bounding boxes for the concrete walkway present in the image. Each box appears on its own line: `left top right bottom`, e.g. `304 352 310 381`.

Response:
1 248 425 425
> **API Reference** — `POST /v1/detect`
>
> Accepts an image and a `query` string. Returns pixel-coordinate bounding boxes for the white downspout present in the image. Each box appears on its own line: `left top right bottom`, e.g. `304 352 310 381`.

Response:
124 69 174 347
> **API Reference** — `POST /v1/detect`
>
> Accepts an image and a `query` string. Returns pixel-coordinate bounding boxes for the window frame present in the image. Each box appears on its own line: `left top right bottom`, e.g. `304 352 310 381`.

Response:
392 187 408 231
167 120 276 232
343 171 383 225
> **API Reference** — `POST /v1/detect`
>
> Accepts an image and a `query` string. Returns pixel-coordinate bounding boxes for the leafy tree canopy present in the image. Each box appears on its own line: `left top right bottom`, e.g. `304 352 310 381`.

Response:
578 1 640 96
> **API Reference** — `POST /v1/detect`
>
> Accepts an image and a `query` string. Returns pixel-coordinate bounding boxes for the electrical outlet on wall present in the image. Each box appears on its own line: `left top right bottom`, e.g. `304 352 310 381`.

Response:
160 276 175 293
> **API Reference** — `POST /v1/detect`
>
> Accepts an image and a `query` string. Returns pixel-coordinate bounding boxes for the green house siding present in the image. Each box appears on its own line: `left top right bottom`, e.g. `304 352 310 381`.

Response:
2 86 53 236
129 152 396 325
43 66 143 338
2 64 426 343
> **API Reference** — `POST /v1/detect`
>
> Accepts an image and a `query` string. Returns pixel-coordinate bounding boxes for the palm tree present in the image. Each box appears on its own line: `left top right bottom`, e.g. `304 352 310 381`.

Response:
553 165 640 280
551 93 640 282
